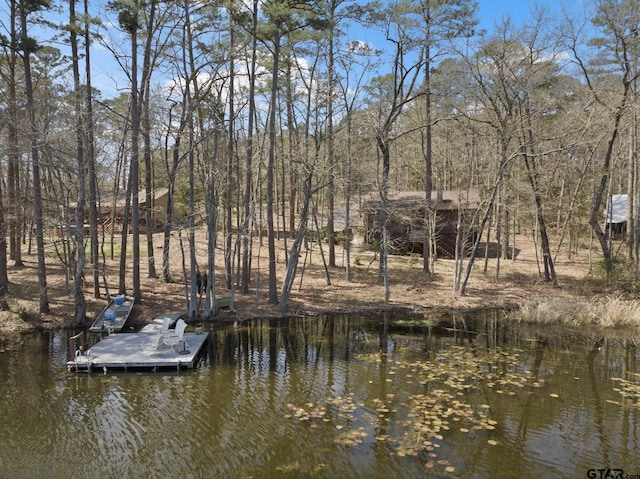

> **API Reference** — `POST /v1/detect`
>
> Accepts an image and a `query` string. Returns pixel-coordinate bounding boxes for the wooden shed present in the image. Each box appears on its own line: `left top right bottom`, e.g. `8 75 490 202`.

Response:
604 193 627 239
97 187 186 231
361 189 481 258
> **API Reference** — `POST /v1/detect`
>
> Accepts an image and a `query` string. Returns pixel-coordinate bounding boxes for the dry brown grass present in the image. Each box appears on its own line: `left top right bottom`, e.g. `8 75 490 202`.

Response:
511 295 640 328
0 227 626 333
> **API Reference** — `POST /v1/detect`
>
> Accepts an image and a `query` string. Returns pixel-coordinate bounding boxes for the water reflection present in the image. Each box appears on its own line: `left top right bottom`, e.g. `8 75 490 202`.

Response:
0 312 639 478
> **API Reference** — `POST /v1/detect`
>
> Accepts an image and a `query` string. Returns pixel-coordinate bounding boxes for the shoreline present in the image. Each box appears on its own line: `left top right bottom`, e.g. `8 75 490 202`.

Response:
0 231 631 335
6 294 640 337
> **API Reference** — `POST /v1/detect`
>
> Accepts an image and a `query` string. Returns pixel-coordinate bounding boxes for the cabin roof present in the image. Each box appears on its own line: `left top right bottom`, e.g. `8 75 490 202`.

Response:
361 190 481 212
98 187 169 210
605 194 627 224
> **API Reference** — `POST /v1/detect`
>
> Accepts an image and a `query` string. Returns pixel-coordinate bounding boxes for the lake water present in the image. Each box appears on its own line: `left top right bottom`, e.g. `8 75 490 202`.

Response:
1 311 639 478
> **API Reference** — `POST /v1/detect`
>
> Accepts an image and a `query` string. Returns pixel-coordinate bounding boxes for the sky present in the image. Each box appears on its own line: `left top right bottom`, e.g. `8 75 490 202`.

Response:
25 0 572 99
477 0 569 29
477 0 536 28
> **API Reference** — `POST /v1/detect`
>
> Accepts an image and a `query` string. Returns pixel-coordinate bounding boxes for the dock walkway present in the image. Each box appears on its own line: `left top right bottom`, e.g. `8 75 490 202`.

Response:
68 315 209 372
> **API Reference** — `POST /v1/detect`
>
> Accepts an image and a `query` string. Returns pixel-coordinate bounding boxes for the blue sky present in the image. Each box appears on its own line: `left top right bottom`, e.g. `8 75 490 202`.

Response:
477 0 560 30
478 0 534 27
86 1 550 99
28 0 571 99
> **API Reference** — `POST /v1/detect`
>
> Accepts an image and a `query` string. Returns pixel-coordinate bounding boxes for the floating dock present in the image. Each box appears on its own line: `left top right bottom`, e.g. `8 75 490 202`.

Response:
69 315 209 372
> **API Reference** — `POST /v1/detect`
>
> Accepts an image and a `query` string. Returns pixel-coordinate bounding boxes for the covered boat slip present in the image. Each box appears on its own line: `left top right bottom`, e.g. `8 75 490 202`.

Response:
69 314 210 372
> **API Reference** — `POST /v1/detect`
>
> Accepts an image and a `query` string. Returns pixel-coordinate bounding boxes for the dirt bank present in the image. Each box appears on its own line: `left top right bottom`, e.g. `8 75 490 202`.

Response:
0 232 602 333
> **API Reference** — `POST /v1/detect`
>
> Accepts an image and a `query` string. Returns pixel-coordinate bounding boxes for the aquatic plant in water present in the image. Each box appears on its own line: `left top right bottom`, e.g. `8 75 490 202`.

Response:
283 345 545 473
611 373 640 406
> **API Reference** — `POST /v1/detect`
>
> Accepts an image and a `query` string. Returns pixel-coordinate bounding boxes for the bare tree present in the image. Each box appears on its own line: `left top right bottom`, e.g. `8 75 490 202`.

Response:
240 0 259 295
0 0 24 272
418 0 477 273
83 0 100 300
69 0 87 324
140 0 160 280
19 0 50 313
336 41 377 281
363 0 425 301
561 0 640 265
0 0 22 310
260 0 328 304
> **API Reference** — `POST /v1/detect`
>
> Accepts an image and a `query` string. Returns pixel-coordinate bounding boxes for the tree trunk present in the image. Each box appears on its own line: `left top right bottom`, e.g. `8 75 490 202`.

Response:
226 20 235 291
204 124 220 319
523 154 557 285
130 27 141 302
627 124 635 261
141 0 158 279
0 0 18 309
327 12 336 269
84 0 100 299
458 142 512 296
184 5 198 320
520 98 558 286
279 173 314 312
20 4 49 313
162 143 179 283
423 43 432 274
267 31 281 305
119 155 132 294
6 0 22 270
241 0 258 295
70 0 87 325
589 119 623 262
376 133 391 302
345 113 353 282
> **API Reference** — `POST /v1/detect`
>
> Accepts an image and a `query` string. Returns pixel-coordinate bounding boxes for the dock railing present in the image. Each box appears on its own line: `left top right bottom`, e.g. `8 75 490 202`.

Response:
69 331 87 361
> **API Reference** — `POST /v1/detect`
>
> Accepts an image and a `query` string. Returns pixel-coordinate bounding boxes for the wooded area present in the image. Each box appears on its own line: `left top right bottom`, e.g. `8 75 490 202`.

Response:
0 0 639 326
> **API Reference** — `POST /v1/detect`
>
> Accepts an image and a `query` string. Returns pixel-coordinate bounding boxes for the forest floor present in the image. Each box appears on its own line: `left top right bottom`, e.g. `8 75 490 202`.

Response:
0 227 611 333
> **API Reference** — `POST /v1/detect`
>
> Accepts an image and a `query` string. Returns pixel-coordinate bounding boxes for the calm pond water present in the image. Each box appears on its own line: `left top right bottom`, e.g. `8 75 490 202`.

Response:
1 311 639 478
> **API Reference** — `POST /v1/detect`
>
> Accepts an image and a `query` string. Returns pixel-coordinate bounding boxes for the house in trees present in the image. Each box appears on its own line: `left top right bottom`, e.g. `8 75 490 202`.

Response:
361 190 481 258
604 194 628 239
97 187 187 232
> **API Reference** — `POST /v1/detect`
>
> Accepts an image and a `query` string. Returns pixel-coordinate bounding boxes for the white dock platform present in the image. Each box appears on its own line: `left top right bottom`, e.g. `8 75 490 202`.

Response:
68 318 209 372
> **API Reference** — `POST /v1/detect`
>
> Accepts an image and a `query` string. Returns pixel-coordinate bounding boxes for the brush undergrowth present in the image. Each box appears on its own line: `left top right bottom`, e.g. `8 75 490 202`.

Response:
510 295 640 328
